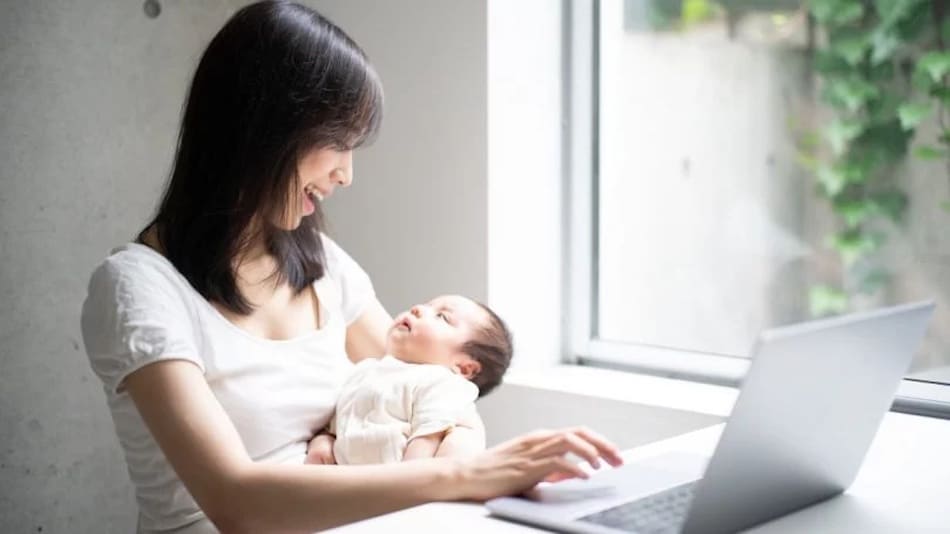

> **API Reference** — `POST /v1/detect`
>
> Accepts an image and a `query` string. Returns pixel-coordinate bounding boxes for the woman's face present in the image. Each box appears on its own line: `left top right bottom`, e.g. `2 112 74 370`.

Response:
279 147 353 229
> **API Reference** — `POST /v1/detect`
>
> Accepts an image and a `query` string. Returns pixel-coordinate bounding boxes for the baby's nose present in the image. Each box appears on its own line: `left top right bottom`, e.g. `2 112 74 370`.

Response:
410 305 423 318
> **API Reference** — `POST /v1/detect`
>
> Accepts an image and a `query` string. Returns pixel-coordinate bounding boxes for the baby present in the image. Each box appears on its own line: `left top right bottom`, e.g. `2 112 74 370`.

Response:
322 294 513 465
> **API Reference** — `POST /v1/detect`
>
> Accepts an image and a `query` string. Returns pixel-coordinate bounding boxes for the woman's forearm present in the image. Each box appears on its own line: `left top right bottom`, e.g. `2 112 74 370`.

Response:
222 459 461 533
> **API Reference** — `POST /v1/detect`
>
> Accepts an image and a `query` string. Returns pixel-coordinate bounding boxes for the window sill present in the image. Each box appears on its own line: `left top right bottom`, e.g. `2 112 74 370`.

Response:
504 361 950 421
502 364 739 418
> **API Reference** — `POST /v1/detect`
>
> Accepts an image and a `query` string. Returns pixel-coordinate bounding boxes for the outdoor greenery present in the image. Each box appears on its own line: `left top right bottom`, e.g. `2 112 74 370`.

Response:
637 0 949 317
803 0 949 316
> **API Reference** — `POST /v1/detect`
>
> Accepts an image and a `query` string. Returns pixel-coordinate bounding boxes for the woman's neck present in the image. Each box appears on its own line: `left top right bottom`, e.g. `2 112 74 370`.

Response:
235 242 280 290
142 223 283 299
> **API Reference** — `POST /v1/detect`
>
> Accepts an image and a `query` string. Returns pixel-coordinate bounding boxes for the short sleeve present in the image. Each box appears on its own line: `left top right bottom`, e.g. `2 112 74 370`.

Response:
321 234 376 326
409 372 479 440
80 256 203 395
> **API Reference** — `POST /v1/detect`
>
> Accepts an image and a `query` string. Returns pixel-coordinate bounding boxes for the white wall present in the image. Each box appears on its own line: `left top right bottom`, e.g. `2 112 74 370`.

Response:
319 0 489 314
487 0 566 368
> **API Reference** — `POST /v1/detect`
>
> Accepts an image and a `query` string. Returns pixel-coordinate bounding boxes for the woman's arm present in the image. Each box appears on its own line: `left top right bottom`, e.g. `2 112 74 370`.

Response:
345 298 391 362
125 359 624 533
125 359 454 532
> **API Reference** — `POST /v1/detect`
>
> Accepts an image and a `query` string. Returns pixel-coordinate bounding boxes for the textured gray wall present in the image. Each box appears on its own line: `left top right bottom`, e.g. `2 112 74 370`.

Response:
0 0 488 532
0 1 240 531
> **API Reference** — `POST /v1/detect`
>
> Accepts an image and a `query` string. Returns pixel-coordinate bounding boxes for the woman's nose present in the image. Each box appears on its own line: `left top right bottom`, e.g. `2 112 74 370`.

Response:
332 168 352 187
336 151 354 187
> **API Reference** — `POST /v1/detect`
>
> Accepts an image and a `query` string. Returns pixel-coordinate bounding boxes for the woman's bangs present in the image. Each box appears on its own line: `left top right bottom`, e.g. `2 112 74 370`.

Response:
334 62 384 150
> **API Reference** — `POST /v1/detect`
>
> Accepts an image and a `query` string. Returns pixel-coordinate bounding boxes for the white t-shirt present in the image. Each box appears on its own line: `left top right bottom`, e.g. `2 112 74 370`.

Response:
80 235 373 534
331 356 479 465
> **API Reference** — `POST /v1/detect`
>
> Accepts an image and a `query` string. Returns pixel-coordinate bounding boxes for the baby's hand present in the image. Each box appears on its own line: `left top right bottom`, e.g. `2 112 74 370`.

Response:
305 432 336 465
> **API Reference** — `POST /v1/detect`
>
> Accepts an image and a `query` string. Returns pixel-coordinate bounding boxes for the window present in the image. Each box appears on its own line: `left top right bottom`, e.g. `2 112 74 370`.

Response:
569 0 950 415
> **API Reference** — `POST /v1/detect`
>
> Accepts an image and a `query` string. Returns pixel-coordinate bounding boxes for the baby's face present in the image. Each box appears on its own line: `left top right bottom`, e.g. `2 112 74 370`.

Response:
386 295 488 376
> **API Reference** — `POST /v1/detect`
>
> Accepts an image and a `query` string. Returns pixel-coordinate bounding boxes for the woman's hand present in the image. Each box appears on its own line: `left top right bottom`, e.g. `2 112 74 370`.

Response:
305 432 337 465
453 426 624 501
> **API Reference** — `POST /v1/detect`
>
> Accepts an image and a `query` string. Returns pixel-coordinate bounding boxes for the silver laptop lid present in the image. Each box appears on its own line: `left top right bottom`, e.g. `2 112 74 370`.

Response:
681 300 935 534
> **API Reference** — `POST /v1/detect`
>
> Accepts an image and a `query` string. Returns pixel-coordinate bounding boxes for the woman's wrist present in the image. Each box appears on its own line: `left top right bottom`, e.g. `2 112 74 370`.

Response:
430 456 468 501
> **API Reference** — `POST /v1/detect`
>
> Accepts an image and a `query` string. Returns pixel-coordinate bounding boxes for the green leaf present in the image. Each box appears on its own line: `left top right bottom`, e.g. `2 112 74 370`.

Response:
825 119 865 155
829 32 869 66
869 29 901 65
817 166 848 196
809 285 849 317
874 0 926 27
930 86 950 106
829 230 883 265
814 50 852 76
823 77 880 112
942 201 950 212
897 102 932 130
865 91 901 125
833 198 875 227
917 52 950 84
816 161 868 196
682 0 715 27
869 190 909 222
893 0 933 41
914 145 948 159
810 0 864 25
853 120 912 165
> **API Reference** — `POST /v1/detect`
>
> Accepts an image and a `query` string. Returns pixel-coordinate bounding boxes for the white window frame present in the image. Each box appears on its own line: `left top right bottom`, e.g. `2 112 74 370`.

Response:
564 0 950 417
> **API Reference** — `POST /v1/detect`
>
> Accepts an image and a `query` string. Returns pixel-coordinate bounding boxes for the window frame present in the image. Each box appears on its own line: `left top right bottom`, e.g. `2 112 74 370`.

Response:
565 0 950 419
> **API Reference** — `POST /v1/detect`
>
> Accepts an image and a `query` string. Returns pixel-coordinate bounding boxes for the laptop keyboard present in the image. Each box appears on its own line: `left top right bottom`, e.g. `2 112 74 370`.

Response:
577 481 697 534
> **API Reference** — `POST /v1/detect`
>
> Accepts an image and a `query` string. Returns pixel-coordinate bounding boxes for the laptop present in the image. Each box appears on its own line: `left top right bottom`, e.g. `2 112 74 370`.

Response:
486 300 935 534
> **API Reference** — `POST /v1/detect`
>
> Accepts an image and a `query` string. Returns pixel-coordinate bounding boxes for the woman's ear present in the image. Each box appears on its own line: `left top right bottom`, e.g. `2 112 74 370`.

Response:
455 357 482 380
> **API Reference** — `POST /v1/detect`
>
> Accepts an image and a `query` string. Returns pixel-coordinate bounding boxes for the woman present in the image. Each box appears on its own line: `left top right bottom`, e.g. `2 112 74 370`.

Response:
80 2 622 532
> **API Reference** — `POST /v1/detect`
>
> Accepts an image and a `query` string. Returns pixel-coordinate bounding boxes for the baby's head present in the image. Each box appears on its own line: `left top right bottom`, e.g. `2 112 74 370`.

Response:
386 295 513 397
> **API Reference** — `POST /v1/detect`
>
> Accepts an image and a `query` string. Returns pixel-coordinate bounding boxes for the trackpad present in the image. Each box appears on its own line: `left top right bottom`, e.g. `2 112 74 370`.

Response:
488 452 709 521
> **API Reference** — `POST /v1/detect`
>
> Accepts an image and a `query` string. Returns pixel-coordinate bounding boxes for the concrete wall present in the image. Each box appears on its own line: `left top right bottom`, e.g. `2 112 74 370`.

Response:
0 2 241 531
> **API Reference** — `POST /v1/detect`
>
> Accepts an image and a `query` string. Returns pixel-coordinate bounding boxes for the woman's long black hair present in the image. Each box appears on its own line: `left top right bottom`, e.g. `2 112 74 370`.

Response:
139 0 382 314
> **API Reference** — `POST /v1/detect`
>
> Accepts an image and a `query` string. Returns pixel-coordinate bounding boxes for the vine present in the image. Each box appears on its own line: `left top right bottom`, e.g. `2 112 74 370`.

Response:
804 0 950 316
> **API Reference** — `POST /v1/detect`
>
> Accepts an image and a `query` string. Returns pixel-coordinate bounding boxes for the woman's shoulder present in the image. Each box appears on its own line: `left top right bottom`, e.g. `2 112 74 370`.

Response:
315 233 376 325
90 241 174 278
85 242 195 305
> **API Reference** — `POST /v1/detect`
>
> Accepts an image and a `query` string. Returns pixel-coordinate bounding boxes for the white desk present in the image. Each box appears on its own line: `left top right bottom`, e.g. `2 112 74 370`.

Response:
330 412 950 533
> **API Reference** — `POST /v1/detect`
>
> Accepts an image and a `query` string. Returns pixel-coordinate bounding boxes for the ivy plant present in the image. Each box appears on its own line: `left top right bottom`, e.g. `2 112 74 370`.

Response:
803 0 949 316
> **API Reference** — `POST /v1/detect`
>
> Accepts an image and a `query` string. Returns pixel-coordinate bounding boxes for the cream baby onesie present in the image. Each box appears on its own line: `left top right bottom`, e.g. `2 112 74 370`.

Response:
331 355 479 464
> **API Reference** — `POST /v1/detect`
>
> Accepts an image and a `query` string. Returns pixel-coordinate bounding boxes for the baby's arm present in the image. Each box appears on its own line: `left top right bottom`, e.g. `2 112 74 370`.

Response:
404 374 480 461
402 432 447 461
435 406 485 457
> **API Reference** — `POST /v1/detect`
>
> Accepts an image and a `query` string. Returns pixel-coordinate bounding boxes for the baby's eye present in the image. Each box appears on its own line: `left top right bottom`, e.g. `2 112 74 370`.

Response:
437 312 449 322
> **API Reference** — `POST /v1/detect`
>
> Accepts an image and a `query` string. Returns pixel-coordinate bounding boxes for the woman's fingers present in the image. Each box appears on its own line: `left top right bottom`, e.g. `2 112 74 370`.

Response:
572 426 624 466
535 455 589 481
531 432 603 469
528 427 623 469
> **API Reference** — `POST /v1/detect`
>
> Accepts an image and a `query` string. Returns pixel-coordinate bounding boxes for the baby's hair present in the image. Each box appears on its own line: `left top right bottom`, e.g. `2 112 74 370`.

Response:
462 302 513 397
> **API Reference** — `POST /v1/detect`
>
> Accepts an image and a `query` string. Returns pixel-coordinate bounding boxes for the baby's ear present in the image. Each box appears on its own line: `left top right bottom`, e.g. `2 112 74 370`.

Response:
456 357 482 380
